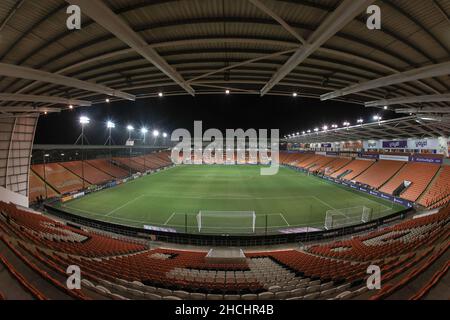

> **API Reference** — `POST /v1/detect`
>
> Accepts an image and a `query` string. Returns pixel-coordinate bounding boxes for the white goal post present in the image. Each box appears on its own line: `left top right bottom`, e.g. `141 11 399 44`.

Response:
324 206 373 230
196 210 256 233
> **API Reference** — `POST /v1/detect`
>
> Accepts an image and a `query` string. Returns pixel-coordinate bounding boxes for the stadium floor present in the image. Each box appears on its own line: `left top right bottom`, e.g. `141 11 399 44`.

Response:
57 165 404 235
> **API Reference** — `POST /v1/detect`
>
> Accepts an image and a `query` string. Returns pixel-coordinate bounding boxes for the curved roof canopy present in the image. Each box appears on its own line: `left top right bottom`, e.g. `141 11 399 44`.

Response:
0 0 449 116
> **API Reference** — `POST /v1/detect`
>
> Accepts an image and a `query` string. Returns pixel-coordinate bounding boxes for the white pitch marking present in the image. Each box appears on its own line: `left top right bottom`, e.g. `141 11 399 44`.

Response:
105 194 146 217
164 212 176 225
279 213 290 226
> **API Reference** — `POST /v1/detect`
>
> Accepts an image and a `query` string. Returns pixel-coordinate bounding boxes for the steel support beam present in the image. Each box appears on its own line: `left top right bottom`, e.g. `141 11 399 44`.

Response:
322 61 450 100
365 94 450 107
260 0 374 96
67 0 195 96
0 93 91 106
0 63 135 101
0 106 61 113
248 0 305 44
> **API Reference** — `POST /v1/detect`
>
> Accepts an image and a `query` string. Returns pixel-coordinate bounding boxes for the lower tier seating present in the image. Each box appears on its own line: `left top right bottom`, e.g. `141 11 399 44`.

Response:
0 200 448 300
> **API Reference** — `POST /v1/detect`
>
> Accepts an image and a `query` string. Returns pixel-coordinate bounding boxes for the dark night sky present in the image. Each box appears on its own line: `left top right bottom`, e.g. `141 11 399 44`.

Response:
34 95 396 145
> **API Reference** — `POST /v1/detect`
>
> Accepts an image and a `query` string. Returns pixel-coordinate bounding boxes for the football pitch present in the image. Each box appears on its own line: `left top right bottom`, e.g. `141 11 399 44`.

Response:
57 165 404 235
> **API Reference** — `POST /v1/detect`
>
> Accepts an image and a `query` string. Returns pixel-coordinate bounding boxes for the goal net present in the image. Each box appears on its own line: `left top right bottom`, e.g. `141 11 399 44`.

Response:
324 206 373 230
196 211 256 234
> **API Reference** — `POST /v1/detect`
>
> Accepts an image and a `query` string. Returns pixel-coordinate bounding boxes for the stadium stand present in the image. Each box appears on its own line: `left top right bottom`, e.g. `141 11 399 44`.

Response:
379 162 440 202
354 160 406 189
418 165 450 208
307 156 336 172
0 200 447 300
29 171 58 203
31 163 86 194
60 161 114 185
330 159 374 180
87 159 129 178
320 158 353 176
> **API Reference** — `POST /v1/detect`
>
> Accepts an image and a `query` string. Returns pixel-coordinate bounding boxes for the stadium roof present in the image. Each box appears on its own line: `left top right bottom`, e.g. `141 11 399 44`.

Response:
0 0 449 116
284 115 450 143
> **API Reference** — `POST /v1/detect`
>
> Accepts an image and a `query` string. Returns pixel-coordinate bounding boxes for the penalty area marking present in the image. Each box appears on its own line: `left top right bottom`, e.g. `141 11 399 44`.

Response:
164 212 177 225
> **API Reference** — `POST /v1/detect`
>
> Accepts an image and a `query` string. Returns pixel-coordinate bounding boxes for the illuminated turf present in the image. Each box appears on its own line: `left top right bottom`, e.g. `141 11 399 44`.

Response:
58 165 404 235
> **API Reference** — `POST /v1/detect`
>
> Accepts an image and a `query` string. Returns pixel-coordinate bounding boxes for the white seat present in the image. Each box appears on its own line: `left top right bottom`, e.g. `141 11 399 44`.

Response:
241 294 257 300
144 292 161 300
303 292 320 300
258 292 274 300
163 296 182 300
190 293 206 300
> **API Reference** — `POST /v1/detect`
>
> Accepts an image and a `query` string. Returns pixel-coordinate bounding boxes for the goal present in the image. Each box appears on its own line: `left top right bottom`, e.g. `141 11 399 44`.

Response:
196 211 256 234
324 206 373 230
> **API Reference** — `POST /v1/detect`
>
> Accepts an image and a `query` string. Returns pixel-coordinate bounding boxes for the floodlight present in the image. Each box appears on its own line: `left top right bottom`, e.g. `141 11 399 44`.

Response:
163 132 168 138
343 121 350 127
141 127 148 134
307 130 311 133
314 128 319 132
225 89 230 94
292 92 298 97
69 105 73 109
153 130 160 137
322 125 328 131
105 98 110 103
79 116 90 124
357 118 364 124
383 105 388 110
106 121 115 129
373 115 381 121
302 131 305 135
127 125 134 131
158 92 163 97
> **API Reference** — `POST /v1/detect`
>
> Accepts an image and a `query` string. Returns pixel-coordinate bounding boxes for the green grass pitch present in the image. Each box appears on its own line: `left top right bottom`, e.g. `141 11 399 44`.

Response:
58 165 404 235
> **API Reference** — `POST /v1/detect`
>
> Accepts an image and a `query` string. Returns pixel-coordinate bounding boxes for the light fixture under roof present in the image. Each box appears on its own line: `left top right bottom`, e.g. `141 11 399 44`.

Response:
127 125 134 131
105 98 110 103
292 92 298 97
106 121 115 129
158 92 163 97
79 116 90 124
225 89 230 95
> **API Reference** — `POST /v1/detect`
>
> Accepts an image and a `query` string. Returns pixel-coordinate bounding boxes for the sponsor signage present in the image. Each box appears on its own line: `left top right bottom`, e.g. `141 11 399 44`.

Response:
321 143 332 148
358 153 379 160
379 154 409 162
382 140 408 149
326 151 340 156
409 155 443 164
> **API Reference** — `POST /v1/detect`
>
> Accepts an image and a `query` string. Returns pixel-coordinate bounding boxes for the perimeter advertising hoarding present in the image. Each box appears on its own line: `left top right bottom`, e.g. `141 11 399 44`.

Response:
379 154 410 162
409 155 443 164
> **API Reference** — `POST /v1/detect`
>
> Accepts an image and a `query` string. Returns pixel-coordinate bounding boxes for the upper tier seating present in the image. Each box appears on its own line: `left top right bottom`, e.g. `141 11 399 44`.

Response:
379 162 440 201
29 171 58 203
31 163 86 194
60 161 113 185
353 160 406 189
87 159 129 178
418 165 450 208
330 159 374 180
